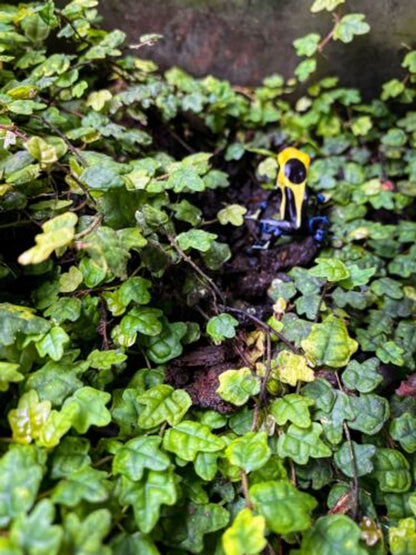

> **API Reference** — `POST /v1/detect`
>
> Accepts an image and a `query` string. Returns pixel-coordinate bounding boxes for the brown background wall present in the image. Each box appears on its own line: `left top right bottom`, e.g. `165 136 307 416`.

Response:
98 0 416 97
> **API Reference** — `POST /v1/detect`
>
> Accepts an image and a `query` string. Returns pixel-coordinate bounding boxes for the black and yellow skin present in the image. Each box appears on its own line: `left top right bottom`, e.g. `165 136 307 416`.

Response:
252 147 328 247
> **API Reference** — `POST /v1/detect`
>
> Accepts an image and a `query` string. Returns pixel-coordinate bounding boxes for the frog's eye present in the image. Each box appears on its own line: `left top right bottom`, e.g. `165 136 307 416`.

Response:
284 158 307 184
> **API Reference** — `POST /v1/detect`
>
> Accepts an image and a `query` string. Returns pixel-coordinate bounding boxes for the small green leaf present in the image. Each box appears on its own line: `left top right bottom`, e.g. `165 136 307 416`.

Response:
334 441 376 477
9 500 62 555
217 367 260 406
222 508 267 555
163 420 225 462
225 432 271 473
309 258 350 282
36 326 70 361
348 393 390 435
270 394 314 428
298 515 367 555
25 136 58 167
341 358 382 393
376 340 405 366
207 313 239 345
117 470 177 533
0 362 23 392
217 204 247 226
59 266 83 293
381 79 405 100
86 89 112 111
390 413 416 454
293 33 321 57
63 386 111 433
301 315 358 368
0 444 44 527
333 14 370 43
87 349 127 370
277 423 332 464
113 437 170 481
295 59 317 82
176 229 217 252
136 384 192 429
373 448 411 493
52 467 109 507
250 480 317 534
402 50 416 73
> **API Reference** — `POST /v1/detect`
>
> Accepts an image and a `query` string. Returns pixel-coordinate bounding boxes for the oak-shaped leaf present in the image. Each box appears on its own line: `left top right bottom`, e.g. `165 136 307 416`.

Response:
136 384 192 429
222 508 267 555
270 394 314 428
113 436 170 481
163 420 225 462
225 431 271 473
217 367 260 406
249 480 317 534
277 422 332 464
301 315 358 368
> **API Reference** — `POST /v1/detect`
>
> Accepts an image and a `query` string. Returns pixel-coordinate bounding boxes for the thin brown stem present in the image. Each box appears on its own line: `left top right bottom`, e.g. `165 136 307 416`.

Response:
240 470 253 509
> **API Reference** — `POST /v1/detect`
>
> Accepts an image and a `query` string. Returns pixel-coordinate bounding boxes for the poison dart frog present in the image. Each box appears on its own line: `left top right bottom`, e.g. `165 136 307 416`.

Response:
251 147 329 249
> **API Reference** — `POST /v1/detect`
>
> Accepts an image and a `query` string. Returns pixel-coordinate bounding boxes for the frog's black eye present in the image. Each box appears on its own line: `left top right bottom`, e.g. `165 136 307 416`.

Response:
284 158 307 184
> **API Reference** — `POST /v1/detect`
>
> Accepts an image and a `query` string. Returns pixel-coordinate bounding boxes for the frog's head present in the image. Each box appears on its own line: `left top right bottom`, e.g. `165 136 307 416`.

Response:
277 147 311 228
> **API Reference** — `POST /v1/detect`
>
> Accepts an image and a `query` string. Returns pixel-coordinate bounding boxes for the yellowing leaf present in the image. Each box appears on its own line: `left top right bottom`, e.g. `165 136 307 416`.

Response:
18 212 78 266
25 136 58 168
86 89 112 111
8 390 51 444
301 315 358 368
222 508 267 555
276 351 314 386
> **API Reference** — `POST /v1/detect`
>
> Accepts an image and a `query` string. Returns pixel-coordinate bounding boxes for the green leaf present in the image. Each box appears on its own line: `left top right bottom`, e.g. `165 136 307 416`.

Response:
222 508 267 555
36 326 70 361
86 89 112 111
0 445 45 527
309 258 350 282
217 204 247 226
376 340 405 366
276 350 315 386
87 349 127 370
44 297 81 324
145 321 187 364
373 448 411 493
25 137 58 167
18 212 78 265
171 199 202 226
341 358 382 393
113 437 170 480
51 437 91 479
293 33 321 57
301 315 358 368
9 500 62 555
52 467 109 507
176 229 217 252
310 0 344 12
250 480 317 534
402 50 416 73
298 515 367 555
225 432 271 473
136 384 192 429
381 79 405 100
334 441 376 477
217 367 260 406
166 167 205 193
351 115 373 136
270 394 314 428
111 532 159 555
389 518 416 555
0 303 50 346
277 423 332 464
117 470 177 533
390 413 416 453
295 59 317 82
118 276 152 307
163 420 225 462
62 509 111 555
348 393 390 435
0 361 23 391
206 313 239 344
63 386 111 433
333 14 370 43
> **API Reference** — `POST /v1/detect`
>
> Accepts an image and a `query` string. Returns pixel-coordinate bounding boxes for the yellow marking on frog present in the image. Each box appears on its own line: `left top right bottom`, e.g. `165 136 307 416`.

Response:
277 147 311 229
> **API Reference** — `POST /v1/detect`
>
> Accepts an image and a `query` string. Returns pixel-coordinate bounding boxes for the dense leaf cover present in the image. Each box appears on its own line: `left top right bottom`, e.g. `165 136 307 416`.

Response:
0 0 415 553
